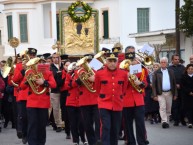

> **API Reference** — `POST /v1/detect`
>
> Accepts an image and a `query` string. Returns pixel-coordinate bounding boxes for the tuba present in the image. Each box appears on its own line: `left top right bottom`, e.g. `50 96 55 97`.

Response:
25 57 47 95
119 59 143 93
76 56 96 93
94 51 106 65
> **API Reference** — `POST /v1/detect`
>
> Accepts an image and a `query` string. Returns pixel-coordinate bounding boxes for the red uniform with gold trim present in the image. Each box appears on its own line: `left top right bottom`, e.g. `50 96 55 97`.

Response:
78 69 97 106
65 71 79 107
123 68 148 107
95 68 128 111
20 70 56 108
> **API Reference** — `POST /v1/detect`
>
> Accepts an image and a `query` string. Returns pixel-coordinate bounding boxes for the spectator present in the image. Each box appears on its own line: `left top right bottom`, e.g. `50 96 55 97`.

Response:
180 64 193 128
152 57 178 128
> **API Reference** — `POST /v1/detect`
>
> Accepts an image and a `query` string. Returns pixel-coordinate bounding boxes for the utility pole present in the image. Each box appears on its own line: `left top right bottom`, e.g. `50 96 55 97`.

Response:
176 0 181 57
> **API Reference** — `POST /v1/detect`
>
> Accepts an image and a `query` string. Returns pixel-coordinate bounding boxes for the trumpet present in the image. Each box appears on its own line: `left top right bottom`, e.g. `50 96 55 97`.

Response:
76 56 96 93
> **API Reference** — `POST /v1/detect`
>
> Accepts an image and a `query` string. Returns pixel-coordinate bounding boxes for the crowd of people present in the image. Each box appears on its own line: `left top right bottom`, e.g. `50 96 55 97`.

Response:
0 43 193 145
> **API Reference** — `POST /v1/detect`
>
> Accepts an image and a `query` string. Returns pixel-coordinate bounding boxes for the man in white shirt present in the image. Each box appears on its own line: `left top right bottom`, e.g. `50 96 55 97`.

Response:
152 57 178 128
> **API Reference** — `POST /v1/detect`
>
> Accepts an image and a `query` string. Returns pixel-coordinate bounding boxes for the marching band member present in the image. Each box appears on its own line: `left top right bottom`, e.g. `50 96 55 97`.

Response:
123 46 148 145
76 54 100 145
12 50 32 144
20 57 56 145
95 52 128 145
65 62 87 145
60 54 71 139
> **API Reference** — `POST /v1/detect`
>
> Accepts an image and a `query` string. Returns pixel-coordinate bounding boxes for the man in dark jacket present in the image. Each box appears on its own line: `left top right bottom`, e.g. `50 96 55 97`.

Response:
50 53 63 132
152 57 177 128
168 54 186 126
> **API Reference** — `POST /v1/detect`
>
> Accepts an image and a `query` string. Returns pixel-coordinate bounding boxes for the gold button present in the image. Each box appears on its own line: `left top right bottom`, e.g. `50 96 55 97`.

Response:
112 89 114 91
112 77 114 79
113 83 115 85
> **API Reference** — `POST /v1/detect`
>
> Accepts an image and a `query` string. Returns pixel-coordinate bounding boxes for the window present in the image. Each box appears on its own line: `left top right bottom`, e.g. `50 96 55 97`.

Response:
19 14 28 42
137 8 149 33
102 10 109 39
7 15 13 41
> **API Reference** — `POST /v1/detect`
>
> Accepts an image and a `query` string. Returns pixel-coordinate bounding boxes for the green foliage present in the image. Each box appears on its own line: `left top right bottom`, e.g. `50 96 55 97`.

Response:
179 0 193 37
68 1 92 23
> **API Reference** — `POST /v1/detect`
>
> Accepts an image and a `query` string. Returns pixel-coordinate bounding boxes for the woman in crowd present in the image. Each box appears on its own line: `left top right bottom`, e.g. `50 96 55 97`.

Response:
180 64 193 128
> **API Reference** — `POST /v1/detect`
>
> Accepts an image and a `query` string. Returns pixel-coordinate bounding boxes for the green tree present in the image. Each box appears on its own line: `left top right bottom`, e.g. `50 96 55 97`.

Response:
179 0 193 37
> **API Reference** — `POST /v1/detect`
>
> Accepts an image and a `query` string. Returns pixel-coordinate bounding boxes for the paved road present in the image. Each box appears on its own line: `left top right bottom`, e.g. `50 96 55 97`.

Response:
0 121 193 145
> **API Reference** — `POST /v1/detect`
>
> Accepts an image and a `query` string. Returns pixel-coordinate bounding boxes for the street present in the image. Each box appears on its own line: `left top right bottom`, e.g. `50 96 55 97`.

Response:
0 121 193 145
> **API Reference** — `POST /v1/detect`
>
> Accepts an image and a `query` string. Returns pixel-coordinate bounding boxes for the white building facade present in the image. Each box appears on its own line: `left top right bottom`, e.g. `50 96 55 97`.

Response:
0 0 192 64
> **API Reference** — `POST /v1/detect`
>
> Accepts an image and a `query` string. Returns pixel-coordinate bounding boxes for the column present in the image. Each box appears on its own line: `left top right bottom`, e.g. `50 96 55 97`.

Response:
51 1 57 41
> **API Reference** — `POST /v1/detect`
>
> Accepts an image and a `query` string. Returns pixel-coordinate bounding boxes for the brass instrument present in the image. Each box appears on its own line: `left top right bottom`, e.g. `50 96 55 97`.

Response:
135 50 154 66
76 56 96 93
119 59 143 93
2 57 13 78
9 37 20 57
94 51 106 64
25 57 47 95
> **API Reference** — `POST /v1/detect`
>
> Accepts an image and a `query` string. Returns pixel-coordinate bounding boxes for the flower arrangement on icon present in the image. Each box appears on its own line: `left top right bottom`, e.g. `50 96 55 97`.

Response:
67 0 92 23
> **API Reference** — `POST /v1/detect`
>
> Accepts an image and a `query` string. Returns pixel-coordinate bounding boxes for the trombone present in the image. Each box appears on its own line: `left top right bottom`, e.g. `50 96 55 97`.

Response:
135 50 154 66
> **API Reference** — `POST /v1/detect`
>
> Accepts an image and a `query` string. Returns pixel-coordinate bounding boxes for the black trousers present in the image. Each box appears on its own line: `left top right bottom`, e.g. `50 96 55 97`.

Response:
186 107 193 124
172 97 185 123
17 100 27 137
60 90 70 135
123 106 146 145
99 108 122 145
80 105 100 145
67 106 86 144
27 108 48 145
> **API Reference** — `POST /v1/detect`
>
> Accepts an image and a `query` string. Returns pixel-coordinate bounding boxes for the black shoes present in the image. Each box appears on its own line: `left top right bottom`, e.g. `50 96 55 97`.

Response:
4 122 8 128
56 127 62 132
66 134 71 139
162 122 169 128
17 131 23 139
188 124 193 128
22 137 27 144
173 122 179 126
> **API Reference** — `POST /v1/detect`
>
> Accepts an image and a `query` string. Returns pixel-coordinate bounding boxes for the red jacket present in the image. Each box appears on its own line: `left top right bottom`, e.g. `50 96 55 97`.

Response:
11 63 23 98
65 72 79 107
0 77 5 99
20 69 56 108
60 70 67 91
123 70 147 107
95 68 128 111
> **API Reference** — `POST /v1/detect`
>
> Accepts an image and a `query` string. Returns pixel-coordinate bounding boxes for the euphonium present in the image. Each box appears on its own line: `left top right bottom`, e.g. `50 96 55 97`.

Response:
119 59 143 93
76 56 96 93
25 57 47 95
94 51 106 64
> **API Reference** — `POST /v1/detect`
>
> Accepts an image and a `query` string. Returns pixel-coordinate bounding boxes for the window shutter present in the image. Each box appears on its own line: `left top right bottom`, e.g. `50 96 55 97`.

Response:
103 10 109 39
19 14 28 42
137 8 149 33
7 15 13 41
